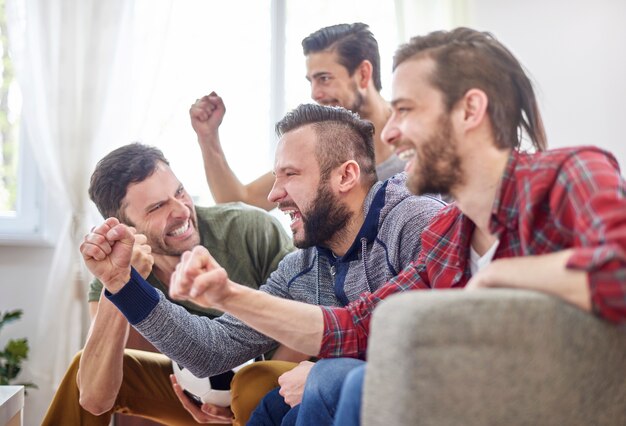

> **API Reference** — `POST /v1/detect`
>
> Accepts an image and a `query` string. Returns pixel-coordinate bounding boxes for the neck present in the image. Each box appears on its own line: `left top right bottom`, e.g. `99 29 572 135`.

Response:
358 90 393 165
151 254 181 286
453 145 511 237
325 190 368 257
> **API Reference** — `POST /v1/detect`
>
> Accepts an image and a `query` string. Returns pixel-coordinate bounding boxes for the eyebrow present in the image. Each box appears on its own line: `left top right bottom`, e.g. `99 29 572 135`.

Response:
307 71 331 82
390 97 414 108
274 165 299 175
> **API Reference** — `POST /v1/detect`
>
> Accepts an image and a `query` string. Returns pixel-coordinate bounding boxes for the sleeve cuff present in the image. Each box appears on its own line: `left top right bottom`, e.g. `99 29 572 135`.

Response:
105 267 160 325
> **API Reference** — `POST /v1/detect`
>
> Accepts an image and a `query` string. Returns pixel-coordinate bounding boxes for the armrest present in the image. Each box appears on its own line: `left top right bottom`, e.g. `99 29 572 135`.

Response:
363 289 626 426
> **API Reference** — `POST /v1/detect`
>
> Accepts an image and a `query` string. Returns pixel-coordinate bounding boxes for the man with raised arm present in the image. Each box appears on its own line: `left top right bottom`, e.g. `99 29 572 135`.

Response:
192 23 404 211
76 105 444 425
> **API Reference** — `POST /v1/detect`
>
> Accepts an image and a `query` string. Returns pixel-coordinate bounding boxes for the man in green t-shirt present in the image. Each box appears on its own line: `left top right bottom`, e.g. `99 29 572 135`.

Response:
42 143 294 425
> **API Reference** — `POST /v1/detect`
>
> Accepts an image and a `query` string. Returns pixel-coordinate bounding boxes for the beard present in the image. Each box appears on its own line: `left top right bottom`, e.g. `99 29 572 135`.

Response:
295 181 353 249
347 81 364 115
407 114 463 196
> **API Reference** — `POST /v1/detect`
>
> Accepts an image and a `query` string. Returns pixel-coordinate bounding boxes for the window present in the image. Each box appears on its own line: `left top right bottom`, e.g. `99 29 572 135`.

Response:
129 1 427 207
130 0 274 207
1 1 461 241
0 0 45 244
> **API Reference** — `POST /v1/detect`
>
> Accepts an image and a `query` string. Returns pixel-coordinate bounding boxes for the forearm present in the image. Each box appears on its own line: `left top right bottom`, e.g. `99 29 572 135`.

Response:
216 282 324 356
78 297 130 414
198 134 275 210
481 250 591 311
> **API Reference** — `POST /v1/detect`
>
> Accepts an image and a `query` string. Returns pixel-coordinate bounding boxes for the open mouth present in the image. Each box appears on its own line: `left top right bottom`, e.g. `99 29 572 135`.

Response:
397 148 416 162
282 209 303 226
167 220 190 237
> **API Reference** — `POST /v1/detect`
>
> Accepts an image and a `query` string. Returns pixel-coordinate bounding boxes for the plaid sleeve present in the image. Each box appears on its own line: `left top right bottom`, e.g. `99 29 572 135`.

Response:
318 260 430 359
556 150 626 323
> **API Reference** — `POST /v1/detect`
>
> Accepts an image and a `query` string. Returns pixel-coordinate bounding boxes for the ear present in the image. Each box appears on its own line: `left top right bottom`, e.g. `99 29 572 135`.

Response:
356 60 373 89
335 160 360 194
458 88 489 132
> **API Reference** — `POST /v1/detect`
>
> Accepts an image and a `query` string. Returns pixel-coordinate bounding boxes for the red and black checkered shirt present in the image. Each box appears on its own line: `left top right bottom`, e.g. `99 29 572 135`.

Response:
319 146 626 359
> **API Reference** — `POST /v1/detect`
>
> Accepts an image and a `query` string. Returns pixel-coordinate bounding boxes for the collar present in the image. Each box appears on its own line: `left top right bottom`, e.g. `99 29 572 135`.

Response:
489 150 520 237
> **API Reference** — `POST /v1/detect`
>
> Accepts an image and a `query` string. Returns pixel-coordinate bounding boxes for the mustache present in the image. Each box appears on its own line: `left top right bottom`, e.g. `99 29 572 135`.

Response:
278 201 298 210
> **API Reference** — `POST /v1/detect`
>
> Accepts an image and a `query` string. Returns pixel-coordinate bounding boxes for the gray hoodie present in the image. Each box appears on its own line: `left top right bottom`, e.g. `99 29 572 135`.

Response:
107 172 445 377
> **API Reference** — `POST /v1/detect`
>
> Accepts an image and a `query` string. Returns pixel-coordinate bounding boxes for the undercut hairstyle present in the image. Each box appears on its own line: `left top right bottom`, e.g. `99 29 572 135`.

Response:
393 27 547 152
276 104 378 187
302 22 382 92
88 143 169 221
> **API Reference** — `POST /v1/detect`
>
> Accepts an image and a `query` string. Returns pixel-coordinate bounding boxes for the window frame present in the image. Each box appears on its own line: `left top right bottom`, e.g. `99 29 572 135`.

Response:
0 139 50 245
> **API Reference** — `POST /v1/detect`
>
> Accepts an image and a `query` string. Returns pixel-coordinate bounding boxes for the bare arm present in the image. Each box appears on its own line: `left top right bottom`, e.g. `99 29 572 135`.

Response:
272 345 311 363
77 230 154 415
77 299 130 415
190 93 275 211
466 249 591 311
169 246 324 356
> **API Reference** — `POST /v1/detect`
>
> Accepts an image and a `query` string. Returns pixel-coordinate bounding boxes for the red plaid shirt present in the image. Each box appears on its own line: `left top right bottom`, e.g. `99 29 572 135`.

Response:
319 146 626 359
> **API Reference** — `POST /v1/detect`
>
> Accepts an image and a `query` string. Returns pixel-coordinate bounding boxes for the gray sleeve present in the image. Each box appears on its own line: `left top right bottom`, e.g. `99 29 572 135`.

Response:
392 196 445 269
133 258 295 377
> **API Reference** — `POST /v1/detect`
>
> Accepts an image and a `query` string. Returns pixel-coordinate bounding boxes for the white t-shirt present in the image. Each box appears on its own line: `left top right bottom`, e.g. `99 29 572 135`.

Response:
469 240 500 275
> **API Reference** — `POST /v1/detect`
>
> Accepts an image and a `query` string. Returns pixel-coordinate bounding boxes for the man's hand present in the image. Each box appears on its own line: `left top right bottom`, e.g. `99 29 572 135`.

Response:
278 360 314 407
80 218 135 293
130 231 154 279
190 92 226 141
169 246 231 309
464 261 502 291
170 374 234 424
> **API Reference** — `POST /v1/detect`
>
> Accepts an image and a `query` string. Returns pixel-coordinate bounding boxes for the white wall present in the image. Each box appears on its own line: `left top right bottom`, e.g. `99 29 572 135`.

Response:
1 1 625 423
0 245 56 424
468 0 626 167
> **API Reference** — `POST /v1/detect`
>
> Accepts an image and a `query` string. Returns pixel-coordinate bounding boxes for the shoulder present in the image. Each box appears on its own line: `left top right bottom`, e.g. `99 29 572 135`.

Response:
518 146 620 175
274 247 316 272
421 204 462 240
197 203 286 234
196 203 274 223
515 146 622 197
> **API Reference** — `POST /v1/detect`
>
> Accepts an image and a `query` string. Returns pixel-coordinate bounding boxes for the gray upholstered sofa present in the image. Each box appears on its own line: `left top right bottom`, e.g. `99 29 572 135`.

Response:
363 289 626 425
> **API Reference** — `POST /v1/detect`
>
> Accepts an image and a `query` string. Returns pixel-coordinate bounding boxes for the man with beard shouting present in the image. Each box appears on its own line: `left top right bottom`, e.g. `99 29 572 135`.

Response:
76 104 444 425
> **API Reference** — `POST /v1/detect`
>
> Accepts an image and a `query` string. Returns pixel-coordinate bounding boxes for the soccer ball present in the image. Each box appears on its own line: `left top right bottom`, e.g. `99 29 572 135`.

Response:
172 358 258 407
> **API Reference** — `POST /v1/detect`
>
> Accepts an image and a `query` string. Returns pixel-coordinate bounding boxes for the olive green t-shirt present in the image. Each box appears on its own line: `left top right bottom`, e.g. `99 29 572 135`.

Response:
88 203 293 319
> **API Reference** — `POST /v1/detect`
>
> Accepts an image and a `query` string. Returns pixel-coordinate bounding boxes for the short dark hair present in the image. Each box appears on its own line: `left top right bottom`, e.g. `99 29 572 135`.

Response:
88 143 169 221
276 104 378 187
393 27 547 151
302 23 382 92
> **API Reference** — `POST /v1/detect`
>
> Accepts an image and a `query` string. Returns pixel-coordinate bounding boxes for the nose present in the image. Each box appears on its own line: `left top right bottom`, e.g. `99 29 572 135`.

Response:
170 197 190 218
310 82 325 103
381 117 401 147
267 178 286 204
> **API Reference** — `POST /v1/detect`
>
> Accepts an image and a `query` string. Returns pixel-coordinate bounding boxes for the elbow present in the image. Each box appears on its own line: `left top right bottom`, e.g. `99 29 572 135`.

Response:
77 374 116 415
79 392 115 416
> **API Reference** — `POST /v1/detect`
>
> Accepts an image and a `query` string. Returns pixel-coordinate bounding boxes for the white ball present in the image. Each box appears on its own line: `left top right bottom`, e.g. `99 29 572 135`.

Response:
172 358 256 407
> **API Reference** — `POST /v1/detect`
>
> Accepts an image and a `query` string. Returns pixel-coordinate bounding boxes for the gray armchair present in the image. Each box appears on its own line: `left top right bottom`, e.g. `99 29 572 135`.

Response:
363 289 626 425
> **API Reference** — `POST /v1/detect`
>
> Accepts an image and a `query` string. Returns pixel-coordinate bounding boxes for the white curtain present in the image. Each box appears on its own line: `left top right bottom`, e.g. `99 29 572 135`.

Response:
9 0 135 420
4 0 461 422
